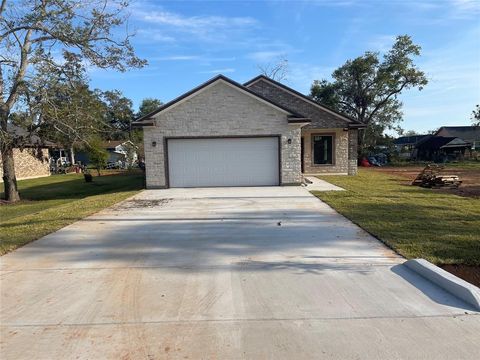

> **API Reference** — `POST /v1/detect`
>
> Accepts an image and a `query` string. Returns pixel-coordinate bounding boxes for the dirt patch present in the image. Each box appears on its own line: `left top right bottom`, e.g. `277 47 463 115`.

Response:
440 264 480 288
371 166 480 198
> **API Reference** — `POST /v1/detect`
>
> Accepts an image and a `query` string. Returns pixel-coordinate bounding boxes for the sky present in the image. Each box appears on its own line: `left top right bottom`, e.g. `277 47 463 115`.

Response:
88 0 480 134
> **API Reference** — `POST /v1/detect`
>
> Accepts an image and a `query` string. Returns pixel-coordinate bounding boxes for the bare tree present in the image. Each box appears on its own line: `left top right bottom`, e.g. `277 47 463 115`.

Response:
257 57 289 81
0 0 146 201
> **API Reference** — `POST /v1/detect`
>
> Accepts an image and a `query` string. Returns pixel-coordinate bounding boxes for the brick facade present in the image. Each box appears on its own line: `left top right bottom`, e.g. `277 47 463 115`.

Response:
0 148 50 181
144 80 303 188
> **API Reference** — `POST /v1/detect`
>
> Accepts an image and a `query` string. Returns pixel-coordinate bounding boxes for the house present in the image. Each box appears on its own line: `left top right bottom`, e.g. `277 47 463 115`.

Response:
414 136 471 162
393 135 429 159
133 75 365 188
435 126 480 151
75 140 137 167
0 125 53 181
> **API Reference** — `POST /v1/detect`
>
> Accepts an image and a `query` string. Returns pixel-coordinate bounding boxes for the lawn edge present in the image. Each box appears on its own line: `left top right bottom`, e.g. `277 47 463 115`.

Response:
0 189 144 256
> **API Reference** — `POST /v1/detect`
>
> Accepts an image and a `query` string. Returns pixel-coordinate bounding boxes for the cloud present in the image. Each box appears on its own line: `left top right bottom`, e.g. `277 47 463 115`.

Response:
367 35 396 52
131 6 258 43
247 51 288 62
199 68 235 74
152 55 201 61
142 11 256 29
136 29 176 42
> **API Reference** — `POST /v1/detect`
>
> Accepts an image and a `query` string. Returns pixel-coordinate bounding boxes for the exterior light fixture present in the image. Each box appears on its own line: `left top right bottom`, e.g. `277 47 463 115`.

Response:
287 138 292 144
152 141 157 147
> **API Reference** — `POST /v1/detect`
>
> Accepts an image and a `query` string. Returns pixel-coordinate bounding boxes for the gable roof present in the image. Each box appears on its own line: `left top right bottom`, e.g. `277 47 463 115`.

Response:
435 126 480 142
7 124 56 148
102 140 134 149
244 75 365 127
416 135 470 150
394 135 429 145
133 75 311 126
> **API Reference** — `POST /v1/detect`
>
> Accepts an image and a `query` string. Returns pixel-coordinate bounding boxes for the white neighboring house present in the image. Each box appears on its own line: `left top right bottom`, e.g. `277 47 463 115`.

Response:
103 140 138 167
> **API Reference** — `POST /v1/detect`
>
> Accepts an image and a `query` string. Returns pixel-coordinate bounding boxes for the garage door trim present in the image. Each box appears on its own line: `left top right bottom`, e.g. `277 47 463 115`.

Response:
164 135 282 188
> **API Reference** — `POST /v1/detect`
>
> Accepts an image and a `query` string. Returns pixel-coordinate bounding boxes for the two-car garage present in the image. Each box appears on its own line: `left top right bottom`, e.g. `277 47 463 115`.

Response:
166 137 280 188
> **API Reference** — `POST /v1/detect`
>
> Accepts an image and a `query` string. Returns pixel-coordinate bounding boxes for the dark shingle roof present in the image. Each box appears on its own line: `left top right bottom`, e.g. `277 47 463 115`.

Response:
6 124 55 148
416 136 470 150
394 135 429 145
435 126 480 142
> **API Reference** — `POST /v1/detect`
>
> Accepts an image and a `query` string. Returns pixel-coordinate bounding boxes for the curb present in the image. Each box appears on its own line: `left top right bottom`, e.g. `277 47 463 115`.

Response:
404 259 480 311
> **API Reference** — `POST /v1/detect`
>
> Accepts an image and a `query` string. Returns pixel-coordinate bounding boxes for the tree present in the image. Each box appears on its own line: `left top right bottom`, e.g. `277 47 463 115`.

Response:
100 90 134 138
310 35 428 153
87 137 108 176
1 0 145 202
137 98 163 118
33 54 107 164
472 105 480 126
257 57 289 81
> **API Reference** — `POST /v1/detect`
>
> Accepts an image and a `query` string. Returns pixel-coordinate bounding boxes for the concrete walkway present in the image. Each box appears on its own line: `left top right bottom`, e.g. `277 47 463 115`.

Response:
1 187 479 359
304 176 345 191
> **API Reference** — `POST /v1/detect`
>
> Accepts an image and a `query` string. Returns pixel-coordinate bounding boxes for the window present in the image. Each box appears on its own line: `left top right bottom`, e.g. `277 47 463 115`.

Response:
312 135 334 165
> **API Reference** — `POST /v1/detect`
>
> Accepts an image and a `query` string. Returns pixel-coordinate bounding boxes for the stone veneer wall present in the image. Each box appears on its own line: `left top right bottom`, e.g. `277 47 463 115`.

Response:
302 128 349 175
0 148 50 181
144 81 303 188
348 129 358 175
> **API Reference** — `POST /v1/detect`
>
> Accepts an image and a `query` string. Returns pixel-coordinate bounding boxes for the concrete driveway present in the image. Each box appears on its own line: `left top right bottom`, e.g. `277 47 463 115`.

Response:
1 187 479 359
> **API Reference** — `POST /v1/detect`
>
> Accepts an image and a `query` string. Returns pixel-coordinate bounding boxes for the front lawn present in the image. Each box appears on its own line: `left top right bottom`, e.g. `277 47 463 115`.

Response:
312 169 480 266
1 172 144 255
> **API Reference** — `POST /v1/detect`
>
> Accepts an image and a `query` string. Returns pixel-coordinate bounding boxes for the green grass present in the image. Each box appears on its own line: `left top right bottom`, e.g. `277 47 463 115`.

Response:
1 173 144 255
387 160 480 169
312 169 480 266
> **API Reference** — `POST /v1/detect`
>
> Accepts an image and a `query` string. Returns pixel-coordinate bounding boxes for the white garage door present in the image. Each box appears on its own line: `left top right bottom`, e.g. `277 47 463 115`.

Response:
167 137 279 187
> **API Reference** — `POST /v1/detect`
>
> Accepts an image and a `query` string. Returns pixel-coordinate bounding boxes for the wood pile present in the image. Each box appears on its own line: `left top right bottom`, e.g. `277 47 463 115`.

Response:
411 164 462 188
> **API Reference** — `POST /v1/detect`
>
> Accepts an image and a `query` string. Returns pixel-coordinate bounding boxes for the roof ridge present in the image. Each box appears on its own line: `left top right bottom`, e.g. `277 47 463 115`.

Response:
133 74 310 123
243 75 363 125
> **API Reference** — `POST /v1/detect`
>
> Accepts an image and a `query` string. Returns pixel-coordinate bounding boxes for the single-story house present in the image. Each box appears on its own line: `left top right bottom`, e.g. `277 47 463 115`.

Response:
75 140 137 167
133 75 365 188
435 126 480 151
393 135 428 159
414 136 471 162
1 125 53 181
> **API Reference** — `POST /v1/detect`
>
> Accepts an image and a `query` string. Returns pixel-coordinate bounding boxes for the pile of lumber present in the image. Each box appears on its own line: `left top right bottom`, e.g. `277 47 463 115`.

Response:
411 164 462 188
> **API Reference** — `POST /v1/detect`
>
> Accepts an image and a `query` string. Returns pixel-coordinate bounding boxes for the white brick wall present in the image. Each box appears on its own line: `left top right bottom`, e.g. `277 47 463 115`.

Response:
144 81 303 188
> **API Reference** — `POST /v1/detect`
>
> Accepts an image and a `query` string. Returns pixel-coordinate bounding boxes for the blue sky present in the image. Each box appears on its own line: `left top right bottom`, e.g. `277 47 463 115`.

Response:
89 0 480 134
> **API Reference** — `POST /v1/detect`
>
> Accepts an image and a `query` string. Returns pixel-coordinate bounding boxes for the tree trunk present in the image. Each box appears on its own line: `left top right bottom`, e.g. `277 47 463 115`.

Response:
69 147 75 165
1 110 21 202
1 146 20 202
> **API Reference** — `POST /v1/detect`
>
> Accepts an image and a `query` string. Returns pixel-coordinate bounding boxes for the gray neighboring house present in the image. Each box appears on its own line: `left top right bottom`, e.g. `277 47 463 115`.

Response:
435 126 480 151
134 75 365 189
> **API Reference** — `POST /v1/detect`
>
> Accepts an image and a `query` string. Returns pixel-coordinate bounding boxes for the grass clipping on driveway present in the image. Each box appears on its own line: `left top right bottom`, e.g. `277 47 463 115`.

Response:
312 169 480 266
1 173 143 255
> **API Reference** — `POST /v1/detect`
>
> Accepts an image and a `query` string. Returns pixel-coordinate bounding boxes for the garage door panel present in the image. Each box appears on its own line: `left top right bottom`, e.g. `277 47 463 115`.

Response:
167 137 279 187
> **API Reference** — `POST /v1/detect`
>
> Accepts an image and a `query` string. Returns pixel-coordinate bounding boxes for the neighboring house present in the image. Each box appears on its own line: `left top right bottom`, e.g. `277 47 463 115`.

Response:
435 126 480 151
75 140 137 166
414 136 471 162
133 75 365 189
393 135 428 159
0 125 53 181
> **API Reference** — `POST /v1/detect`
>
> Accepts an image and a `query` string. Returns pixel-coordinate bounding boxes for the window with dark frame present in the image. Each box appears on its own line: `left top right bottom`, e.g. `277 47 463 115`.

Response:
312 135 333 165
